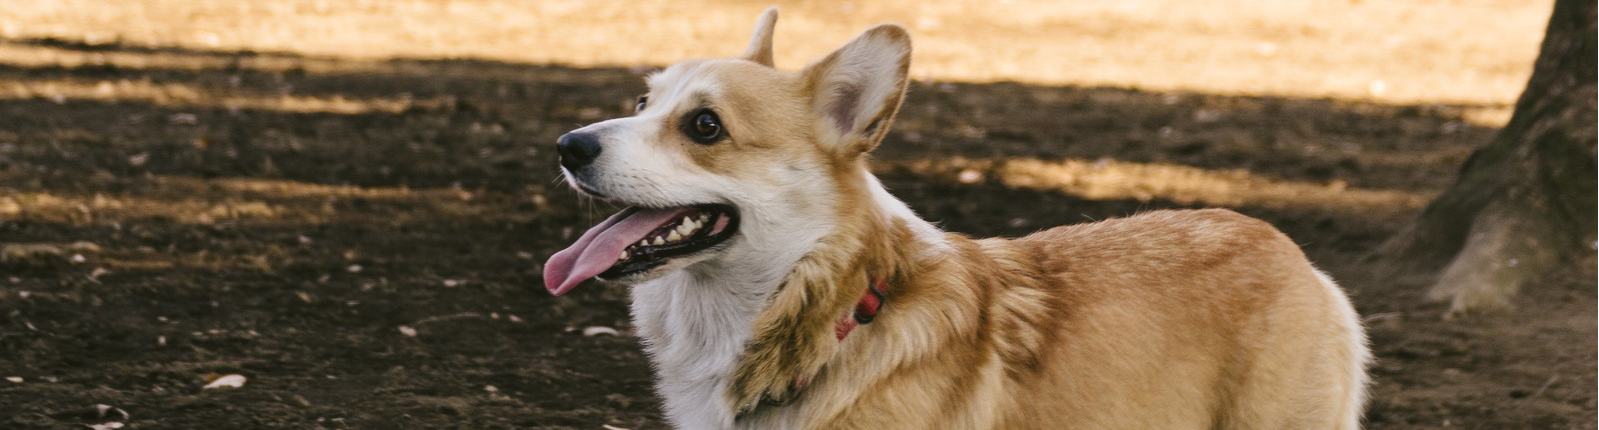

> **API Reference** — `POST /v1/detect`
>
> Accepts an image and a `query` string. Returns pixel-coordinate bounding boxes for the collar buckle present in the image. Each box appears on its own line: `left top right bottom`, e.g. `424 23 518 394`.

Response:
853 278 886 324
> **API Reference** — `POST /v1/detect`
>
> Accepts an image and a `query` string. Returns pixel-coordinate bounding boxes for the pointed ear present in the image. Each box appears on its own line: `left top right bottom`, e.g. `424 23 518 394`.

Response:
801 24 912 155
740 7 780 67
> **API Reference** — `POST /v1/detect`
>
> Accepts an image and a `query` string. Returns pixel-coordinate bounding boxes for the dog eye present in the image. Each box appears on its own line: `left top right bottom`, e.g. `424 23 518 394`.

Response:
685 109 723 144
635 96 648 113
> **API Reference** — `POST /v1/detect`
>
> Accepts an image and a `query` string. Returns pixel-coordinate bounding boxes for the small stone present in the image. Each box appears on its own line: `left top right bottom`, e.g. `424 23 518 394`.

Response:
582 326 619 337
397 326 418 337
95 404 127 418
956 169 983 184
168 113 199 125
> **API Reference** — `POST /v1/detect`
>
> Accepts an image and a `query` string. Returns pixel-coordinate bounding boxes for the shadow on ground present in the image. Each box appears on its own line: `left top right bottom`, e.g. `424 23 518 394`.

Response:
1 39 1591 430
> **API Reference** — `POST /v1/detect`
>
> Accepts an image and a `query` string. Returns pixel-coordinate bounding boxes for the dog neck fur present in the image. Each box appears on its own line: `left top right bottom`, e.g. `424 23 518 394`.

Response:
630 162 941 429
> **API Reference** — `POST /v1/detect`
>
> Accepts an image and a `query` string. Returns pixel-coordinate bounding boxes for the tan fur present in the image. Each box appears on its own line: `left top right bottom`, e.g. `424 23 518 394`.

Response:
576 9 1369 429
733 207 1369 429
708 12 1368 430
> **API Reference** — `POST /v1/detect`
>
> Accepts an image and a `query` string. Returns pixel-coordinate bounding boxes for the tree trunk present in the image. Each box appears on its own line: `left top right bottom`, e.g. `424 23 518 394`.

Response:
1373 0 1597 317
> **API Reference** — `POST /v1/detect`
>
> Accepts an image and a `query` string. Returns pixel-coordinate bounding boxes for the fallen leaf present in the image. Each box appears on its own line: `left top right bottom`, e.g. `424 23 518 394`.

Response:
202 374 247 389
95 404 130 420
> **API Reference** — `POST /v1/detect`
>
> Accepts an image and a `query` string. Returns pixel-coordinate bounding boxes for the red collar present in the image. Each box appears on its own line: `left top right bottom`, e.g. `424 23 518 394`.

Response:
834 277 887 341
776 278 886 399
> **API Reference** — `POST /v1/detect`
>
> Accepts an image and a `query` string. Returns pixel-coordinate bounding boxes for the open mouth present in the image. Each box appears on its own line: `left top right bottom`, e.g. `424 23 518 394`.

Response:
543 204 739 295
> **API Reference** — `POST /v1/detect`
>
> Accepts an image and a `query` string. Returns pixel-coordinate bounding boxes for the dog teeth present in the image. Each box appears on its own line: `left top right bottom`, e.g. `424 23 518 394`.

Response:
634 214 713 250
619 250 629 261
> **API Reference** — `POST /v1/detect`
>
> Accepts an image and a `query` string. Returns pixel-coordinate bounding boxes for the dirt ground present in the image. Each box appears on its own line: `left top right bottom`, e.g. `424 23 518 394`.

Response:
1 1 1594 429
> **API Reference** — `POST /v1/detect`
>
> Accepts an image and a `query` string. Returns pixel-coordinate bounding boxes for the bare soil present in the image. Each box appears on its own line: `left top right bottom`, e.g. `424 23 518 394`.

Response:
0 2 1594 429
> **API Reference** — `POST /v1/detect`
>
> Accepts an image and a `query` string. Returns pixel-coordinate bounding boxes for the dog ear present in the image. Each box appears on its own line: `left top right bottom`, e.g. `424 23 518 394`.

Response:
801 24 912 155
740 7 780 67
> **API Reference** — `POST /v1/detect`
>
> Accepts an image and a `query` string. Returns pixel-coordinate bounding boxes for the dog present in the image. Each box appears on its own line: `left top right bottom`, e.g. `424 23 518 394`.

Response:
543 7 1370 429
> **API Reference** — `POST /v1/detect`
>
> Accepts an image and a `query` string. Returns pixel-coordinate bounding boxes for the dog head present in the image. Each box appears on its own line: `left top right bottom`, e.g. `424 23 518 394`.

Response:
543 7 912 295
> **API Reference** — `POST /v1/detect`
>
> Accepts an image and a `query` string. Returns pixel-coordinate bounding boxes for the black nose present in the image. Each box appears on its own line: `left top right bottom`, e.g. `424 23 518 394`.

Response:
556 132 602 171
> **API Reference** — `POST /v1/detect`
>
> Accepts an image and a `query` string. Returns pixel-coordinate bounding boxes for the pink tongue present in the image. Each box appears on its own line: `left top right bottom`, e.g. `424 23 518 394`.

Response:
543 207 691 296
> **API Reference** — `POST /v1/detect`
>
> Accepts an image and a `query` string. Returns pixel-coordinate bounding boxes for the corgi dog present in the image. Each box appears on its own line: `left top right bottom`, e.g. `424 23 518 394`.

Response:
543 7 1369 430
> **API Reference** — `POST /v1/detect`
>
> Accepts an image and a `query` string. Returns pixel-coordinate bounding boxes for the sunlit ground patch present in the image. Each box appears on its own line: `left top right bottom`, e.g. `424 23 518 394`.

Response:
0 0 1550 112
0 76 456 114
0 173 521 226
884 157 1434 218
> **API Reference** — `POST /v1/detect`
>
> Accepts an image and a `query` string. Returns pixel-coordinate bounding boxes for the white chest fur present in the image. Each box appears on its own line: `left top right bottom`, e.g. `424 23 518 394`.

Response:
629 269 756 429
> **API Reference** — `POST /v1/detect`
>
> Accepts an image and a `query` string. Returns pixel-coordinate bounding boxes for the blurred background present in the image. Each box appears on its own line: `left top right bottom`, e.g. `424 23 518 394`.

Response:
0 1 1591 429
